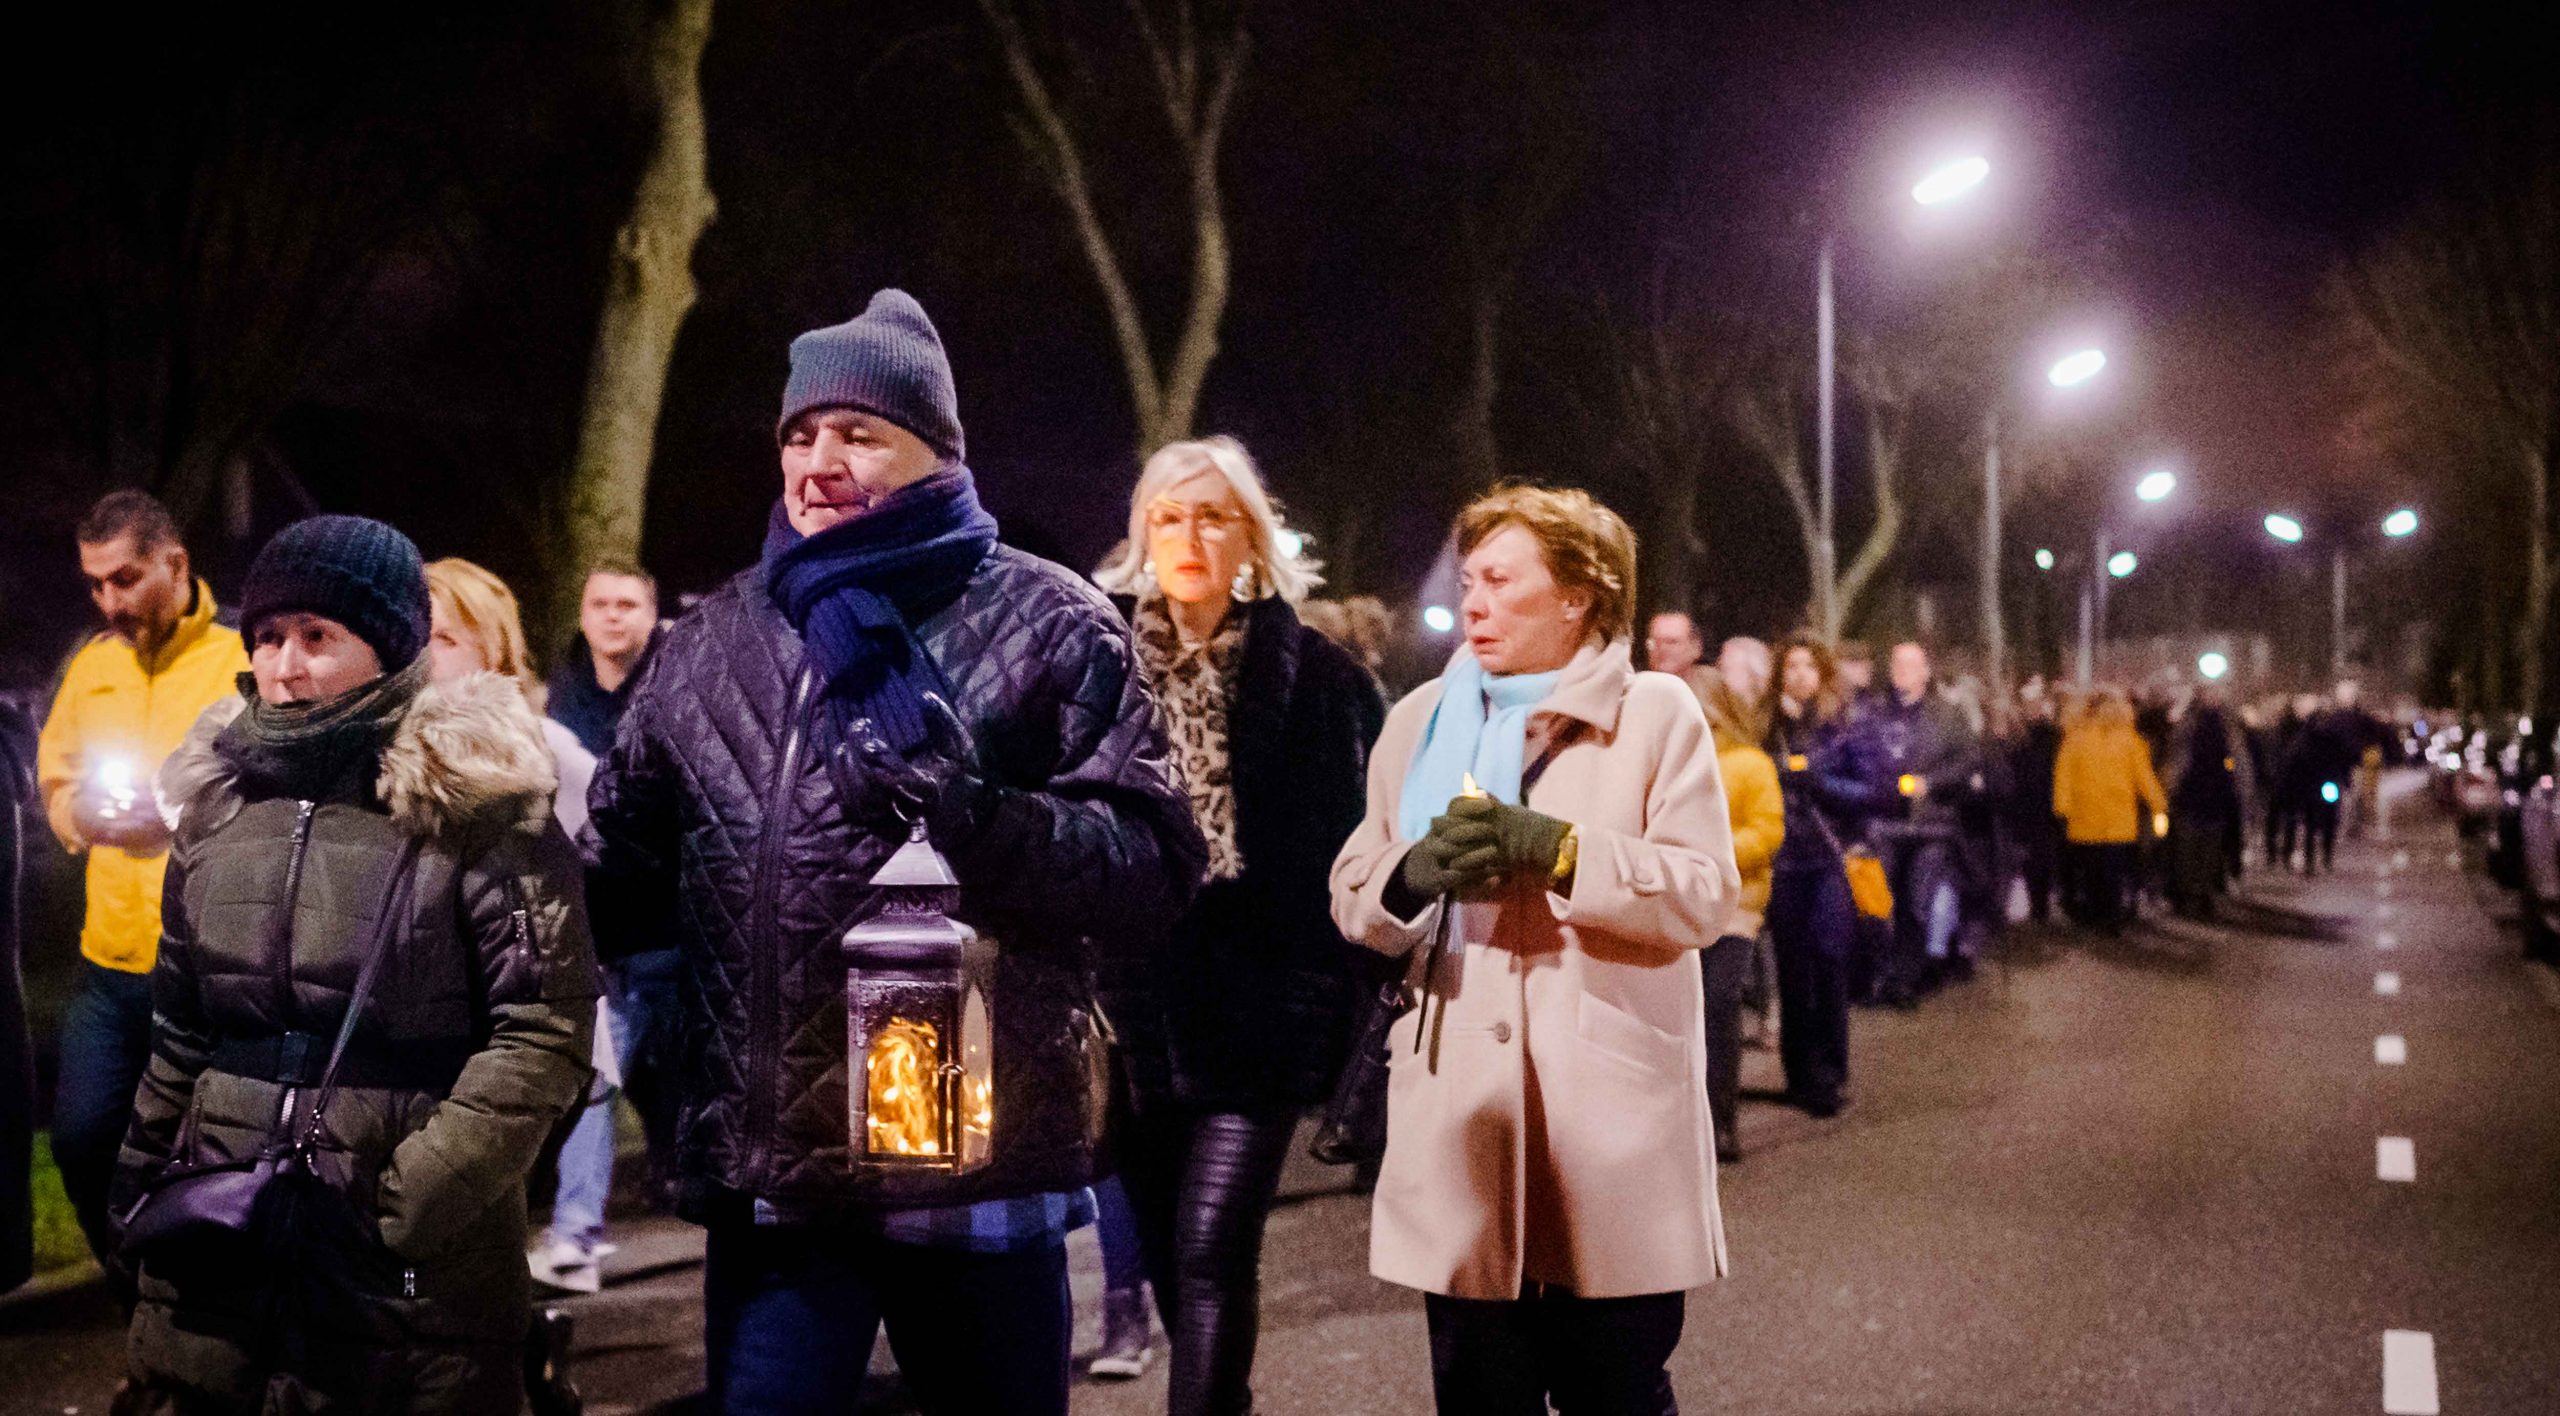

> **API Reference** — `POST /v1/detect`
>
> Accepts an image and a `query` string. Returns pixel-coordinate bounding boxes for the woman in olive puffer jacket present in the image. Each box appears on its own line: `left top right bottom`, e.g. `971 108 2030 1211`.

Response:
108 516 597 1415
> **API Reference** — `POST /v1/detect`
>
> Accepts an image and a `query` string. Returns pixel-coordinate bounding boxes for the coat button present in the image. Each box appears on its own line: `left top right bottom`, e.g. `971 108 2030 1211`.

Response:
1491 1021 1512 1043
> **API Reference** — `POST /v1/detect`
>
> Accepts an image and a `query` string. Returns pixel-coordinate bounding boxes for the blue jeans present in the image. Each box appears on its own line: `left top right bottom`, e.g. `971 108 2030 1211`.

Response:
548 949 680 1246
53 959 155 1264
1093 1174 1147 1294
705 1222 1071 1416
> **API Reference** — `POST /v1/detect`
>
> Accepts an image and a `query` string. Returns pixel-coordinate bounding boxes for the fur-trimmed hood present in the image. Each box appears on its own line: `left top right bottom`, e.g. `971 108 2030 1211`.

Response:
159 671 559 839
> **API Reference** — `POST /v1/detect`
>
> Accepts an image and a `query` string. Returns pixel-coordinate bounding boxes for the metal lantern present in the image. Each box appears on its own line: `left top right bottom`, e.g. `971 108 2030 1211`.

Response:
841 819 995 1175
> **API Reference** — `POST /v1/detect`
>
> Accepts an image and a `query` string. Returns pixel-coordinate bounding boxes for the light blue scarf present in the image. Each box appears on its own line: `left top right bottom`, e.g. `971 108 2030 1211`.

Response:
1396 651 1565 841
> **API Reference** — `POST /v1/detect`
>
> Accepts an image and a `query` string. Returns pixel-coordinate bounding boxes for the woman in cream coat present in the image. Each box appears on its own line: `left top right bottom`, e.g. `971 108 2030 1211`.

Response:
1330 486 1740 1415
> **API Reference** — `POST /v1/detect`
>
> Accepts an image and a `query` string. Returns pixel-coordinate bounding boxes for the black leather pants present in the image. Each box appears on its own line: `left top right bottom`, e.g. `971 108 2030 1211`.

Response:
1117 1104 1300 1416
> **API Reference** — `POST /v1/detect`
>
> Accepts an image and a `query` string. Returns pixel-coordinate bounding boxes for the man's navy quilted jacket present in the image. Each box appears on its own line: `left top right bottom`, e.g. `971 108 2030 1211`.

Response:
584 545 1206 1213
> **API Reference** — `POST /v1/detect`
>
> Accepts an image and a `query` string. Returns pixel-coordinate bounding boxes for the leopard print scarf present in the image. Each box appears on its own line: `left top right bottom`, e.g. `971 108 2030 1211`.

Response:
1133 595 1245 881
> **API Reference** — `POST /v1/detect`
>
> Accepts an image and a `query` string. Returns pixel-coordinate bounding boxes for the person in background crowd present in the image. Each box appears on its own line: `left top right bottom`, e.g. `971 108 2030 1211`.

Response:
544 562 679 1219
1332 485 1739 1415
2008 684 2065 924
2259 694 2310 869
1766 635 1869 1116
0 698 35 1295
1956 690 2016 961
2052 687 2168 933
1094 435 1386 1414
1715 637 1780 1046
1834 639 1878 718
1848 642 1978 1005
2162 682 2252 919
114 515 596 1412
34 490 247 1273
1699 668 1781 1164
421 559 627 1301
1645 611 1707 681
583 290 1204 1416
2283 688 2367 874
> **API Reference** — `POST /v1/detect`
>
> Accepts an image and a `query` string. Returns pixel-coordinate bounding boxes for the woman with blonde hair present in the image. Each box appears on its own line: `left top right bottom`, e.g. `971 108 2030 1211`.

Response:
1332 484 1738 1413
1096 437 1385 1413
423 558 621 1303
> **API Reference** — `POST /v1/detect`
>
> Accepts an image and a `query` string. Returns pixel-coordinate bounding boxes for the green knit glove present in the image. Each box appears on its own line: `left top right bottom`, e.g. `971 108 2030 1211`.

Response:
1391 807 1505 906
1446 795 1573 882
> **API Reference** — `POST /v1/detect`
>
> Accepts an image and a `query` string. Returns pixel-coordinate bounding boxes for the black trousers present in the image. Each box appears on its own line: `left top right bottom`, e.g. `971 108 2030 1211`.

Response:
1701 934 1751 1152
1768 865 1852 1111
2071 843 2138 928
1117 1102 1300 1416
1425 1286 1685 1415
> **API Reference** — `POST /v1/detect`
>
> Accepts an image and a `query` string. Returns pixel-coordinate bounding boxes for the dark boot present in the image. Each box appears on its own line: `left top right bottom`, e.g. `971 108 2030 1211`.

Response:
526 1306 582 1416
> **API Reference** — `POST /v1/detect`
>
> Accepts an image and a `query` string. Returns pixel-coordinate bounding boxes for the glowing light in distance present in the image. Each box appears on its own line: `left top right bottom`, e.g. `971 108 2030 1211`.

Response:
1912 156 1991 207
1275 529 1306 559
2048 349 2107 388
2034 548 2056 571
1421 605 1457 635
2198 651 2230 681
2264 513 2306 544
2107 551 2138 578
2135 469 2177 503
2321 781 2341 804
2382 508 2419 538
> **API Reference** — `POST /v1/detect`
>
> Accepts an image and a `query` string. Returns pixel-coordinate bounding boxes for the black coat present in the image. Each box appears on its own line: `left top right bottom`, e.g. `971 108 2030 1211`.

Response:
1105 596 1387 1111
584 547 1206 1215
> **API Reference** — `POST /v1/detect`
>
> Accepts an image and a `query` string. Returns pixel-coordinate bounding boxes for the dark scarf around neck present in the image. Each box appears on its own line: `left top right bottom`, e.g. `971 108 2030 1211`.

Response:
215 655 429 802
762 466 999 753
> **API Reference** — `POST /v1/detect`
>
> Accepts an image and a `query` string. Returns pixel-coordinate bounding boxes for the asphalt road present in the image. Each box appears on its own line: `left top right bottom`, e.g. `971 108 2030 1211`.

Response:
8 799 2557 1414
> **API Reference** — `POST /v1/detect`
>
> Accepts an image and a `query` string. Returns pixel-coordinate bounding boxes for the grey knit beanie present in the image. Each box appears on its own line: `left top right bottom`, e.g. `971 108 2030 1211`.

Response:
239 515 432 671
777 289 965 459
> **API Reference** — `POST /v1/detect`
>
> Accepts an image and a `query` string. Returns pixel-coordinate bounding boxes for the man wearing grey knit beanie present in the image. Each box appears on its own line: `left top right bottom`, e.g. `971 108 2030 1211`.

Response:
584 289 1208 1414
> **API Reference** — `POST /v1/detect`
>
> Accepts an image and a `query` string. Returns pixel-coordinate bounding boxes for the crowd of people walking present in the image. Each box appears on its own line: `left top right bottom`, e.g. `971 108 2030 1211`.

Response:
16 285 2404 1415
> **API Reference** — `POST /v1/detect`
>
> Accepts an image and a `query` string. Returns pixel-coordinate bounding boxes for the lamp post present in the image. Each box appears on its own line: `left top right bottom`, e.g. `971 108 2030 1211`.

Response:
2263 508 2418 680
2075 463 2175 689
1813 153 1992 644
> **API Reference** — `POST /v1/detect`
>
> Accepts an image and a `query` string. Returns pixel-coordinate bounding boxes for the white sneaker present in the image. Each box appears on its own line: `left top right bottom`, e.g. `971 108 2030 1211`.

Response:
527 1237 614 1295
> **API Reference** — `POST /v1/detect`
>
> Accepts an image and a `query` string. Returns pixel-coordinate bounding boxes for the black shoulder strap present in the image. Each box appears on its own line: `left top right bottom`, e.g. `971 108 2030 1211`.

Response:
294 836 423 1149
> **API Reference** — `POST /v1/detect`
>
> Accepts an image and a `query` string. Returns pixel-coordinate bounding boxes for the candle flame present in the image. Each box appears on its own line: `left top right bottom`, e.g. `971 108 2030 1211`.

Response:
866 1017 945 1157
1460 772 1487 799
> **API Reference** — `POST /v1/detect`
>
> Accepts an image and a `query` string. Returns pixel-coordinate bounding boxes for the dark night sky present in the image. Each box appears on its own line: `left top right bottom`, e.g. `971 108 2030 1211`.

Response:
1 0 2537 687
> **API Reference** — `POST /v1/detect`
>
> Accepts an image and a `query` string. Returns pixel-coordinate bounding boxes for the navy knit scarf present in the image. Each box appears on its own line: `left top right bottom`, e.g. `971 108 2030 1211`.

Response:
762 468 999 753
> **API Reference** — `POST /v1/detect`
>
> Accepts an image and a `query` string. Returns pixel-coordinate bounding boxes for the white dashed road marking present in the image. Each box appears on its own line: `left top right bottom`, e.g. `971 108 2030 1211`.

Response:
2377 931 2399 950
2375 1035 2407 1065
2379 903 2398 920
2393 849 2411 869
2379 880 2393 898
2376 972 2402 996
2376 1137 2417 1182
2383 1330 2440 1414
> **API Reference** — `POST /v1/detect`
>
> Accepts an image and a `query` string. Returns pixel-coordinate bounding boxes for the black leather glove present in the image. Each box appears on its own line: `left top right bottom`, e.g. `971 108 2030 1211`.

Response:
1446 795 1572 883
841 695 992 844
1389 805 1505 909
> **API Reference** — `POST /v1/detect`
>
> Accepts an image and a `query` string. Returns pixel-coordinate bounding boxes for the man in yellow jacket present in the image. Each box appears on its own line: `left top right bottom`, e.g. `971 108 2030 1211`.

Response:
33 490 245 1264
2051 688 2168 933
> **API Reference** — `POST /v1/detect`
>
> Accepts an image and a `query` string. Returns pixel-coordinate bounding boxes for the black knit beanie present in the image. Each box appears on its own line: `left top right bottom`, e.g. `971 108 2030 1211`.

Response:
239 515 432 672
777 288 965 459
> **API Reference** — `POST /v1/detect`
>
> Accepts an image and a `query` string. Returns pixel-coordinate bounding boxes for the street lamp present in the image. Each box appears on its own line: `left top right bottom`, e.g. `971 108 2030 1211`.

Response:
1814 151 1995 643
2034 548 2056 571
2107 551 2139 578
2047 348 2108 388
2077 465 2185 688
2198 650 2231 681
2135 469 2178 503
1912 155 1991 207
2261 508 2419 677
1421 605 1456 635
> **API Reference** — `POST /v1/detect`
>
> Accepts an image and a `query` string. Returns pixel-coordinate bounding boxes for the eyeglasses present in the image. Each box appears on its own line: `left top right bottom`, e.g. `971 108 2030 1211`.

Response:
1145 502 1243 543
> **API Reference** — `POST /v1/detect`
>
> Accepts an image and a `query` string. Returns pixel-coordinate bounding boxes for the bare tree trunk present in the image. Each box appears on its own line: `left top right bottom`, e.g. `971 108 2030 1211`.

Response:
2523 443 2552 714
552 0 718 641
980 0 1242 455
1834 403 1906 635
